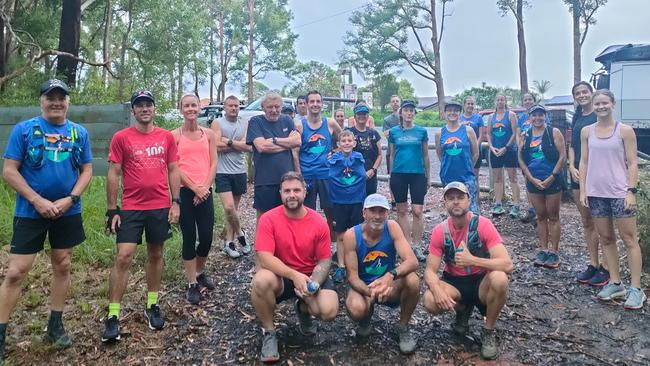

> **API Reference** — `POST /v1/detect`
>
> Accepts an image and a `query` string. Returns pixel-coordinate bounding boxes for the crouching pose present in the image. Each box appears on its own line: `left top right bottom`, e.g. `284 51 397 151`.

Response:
344 194 420 354
423 182 513 360
251 172 339 363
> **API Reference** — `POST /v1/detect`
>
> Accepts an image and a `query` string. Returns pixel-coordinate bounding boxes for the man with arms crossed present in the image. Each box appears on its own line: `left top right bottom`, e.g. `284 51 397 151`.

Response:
102 90 181 342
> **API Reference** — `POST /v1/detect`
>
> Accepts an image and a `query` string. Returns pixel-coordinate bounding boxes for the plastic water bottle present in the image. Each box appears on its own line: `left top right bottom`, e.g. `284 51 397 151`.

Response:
306 281 320 294
456 247 471 274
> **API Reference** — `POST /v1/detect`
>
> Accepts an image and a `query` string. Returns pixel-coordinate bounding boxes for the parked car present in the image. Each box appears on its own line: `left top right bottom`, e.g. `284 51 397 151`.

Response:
239 97 295 121
198 104 224 126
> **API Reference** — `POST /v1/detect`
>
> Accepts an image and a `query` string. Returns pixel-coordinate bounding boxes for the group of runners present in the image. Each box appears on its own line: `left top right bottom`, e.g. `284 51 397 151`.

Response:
0 79 644 364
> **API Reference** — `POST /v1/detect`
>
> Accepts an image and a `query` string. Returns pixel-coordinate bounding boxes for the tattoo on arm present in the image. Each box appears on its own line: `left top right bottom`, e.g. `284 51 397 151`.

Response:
311 258 332 285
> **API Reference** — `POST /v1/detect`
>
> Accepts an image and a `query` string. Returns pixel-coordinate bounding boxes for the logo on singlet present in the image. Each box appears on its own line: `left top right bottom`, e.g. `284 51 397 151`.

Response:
443 136 463 156
363 250 389 275
493 122 506 137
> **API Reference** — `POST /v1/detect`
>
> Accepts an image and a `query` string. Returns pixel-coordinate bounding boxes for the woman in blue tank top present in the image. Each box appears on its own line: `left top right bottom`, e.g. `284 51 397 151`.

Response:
460 96 486 190
435 101 479 214
486 94 521 217
517 105 565 269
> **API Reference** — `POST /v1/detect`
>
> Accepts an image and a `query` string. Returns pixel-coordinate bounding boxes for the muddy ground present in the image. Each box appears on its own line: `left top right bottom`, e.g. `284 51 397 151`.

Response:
1 168 649 366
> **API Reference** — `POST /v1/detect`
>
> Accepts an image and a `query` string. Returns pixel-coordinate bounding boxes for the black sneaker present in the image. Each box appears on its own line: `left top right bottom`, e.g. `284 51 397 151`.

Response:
187 283 200 305
196 273 216 290
45 320 72 349
453 304 474 336
576 264 597 283
144 304 165 330
101 316 121 343
588 265 610 287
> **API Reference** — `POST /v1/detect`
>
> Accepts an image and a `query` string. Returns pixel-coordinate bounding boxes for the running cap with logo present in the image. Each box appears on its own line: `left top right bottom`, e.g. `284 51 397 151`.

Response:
401 100 417 109
444 101 463 111
353 103 370 114
528 104 546 114
443 181 469 197
130 90 156 106
363 193 391 210
40 79 69 96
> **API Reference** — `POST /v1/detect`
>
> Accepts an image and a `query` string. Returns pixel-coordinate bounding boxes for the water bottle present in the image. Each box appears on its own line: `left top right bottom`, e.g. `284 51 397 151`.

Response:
306 281 320 294
456 246 471 274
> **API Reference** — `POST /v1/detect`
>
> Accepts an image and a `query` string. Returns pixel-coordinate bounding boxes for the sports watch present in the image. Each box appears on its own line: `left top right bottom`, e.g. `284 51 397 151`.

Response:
69 194 80 203
628 187 638 194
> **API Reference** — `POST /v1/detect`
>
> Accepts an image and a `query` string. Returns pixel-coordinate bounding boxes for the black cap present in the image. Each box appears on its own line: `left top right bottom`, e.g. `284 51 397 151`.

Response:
528 104 546 114
130 90 155 106
401 100 417 109
40 79 69 96
281 105 294 114
444 101 463 111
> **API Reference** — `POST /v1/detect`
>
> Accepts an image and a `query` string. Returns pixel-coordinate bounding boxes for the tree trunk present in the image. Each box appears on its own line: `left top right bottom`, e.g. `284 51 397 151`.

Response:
572 0 581 84
118 0 133 101
516 0 529 94
193 61 199 98
177 61 184 103
246 0 254 103
217 10 227 101
0 11 6 81
430 0 446 117
102 0 112 86
56 0 82 86
209 30 214 104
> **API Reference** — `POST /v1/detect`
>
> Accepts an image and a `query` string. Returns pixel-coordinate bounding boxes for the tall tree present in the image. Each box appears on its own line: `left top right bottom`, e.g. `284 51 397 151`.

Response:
56 0 82 86
288 61 340 97
563 0 608 83
101 0 112 85
397 79 417 102
343 0 453 115
497 0 529 94
374 74 399 112
212 0 246 102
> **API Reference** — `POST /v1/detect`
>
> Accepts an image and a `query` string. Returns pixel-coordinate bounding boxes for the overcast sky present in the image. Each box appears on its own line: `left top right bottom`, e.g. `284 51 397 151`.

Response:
258 0 648 98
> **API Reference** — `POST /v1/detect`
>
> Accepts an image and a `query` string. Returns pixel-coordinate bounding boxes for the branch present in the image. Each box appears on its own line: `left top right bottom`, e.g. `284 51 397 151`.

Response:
438 0 450 45
579 5 600 46
399 4 436 72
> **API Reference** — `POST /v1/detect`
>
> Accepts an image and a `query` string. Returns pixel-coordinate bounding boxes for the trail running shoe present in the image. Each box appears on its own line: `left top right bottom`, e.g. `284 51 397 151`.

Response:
223 240 241 259
397 324 417 354
533 251 548 267
294 299 317 336
356 304 374 337
520 208 537 223
238 230 252 255
260 329 279 363
543 252 561 269
144 304 165 330
576 264 597 283
480 328 498 360
624 288 647 310
187 283 200 305
491 204 505 216
597 282 626 301
587 266 610 287
332 267 346 284
197 273 216 290
101 316 121 343
509 205 520 219
45 320 72 349
453 304 474 336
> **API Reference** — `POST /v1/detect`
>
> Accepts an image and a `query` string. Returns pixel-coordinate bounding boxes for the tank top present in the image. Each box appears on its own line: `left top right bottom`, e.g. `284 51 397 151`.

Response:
585 122 628 199
354 222 396 285
177 128 210 186
299 117 332 179
526 134 554 180
460 113 483 138
216 116 246 174
490 111 514 150
439 124 475 185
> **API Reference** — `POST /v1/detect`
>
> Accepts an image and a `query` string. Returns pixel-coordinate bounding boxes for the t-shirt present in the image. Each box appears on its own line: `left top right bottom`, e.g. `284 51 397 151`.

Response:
108 126 177 210
328 151 366 204
246 114 296 186
383 113 400 132
255 206 331 275
460 113 483 139
3 117 92 218
388 125 428 174
428 214 503 277
571 111 597 172
349 126 381 171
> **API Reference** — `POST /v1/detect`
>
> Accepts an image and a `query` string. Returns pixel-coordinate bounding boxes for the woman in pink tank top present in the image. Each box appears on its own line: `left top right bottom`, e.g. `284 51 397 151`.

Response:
578 89 645 310
172 94 218 305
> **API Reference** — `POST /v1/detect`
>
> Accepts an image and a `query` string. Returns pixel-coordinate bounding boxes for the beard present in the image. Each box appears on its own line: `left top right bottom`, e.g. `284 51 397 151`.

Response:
283 198 303 212
448 206 469 218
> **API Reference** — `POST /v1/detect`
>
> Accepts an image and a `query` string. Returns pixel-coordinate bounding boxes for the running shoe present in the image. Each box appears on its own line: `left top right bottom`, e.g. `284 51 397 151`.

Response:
587 266 610 287
187 283 200 305
101 316 121 343
397 324 416 354
597 282 626 301
413 246 427 262
543 252 561 269
520 208 536 223
144 304 165 330
357 306 374 337
624 288 647 310
491 204 505 216
480 328 498 360
453 304 474 336
223 240 241 259
509 205 520 219
533 251 548 267
238 230 252 255
576 264 597 283
197 273 216 290
332 267 346 284
294 299 317 336
260 329 279 363
44 319 72 349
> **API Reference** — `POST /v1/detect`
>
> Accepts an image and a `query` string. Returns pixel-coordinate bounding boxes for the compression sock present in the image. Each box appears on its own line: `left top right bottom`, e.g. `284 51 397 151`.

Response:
48 310 63 328
108 303 121 318
147 292 158 309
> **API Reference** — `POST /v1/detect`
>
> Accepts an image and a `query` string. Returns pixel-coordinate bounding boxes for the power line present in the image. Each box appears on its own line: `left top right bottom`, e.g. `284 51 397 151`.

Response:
293 5 365 29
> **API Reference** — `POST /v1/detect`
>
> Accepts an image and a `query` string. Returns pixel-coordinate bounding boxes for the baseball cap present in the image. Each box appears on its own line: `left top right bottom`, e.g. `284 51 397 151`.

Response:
444 101 463 111
130 90 155 106
443 181 469 197
401 100 417 109
528 104 546 114
363 194 391 210
353 103 370 114
40 79 69 96
281 105 294 114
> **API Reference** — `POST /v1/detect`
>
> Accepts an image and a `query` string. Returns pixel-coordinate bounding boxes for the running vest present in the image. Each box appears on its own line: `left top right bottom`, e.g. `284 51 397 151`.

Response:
442 214 489 266
299 117 332 179
25 118 83 169
439 125 475 185
354 222 396 284
490 111 514 150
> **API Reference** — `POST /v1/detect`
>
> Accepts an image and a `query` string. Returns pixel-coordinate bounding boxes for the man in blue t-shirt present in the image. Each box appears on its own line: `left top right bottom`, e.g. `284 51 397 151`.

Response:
246 91 301 221
343 194 420 354
0 79 93 360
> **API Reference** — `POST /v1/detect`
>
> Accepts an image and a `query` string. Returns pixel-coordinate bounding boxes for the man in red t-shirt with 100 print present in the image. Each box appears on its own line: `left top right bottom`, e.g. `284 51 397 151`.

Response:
101 90 181 343
251 171 339 363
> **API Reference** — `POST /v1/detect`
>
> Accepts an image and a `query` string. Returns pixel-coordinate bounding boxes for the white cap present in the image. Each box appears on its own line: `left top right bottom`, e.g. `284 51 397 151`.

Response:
363 194 391 210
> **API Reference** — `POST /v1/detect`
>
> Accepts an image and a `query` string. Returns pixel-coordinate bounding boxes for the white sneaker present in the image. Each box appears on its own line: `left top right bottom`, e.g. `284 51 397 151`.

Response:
237 230 252 255
223 240 241 258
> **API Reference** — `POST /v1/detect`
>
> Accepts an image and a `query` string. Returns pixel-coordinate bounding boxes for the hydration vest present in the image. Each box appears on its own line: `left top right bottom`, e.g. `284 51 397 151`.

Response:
25 118 83 169
442 214 489 265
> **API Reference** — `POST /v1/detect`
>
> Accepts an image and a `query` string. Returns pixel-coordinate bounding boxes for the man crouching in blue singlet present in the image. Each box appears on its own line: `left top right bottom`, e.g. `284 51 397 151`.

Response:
343 194 420 354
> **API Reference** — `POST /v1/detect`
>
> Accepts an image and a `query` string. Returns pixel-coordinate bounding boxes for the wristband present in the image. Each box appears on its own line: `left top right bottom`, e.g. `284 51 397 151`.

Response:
171 197 181 205
389 268 398 279
105 207 120 231
372 167 377 174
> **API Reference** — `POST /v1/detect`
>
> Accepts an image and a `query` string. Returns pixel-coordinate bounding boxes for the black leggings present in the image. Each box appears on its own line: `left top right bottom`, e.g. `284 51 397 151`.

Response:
179 187 215 260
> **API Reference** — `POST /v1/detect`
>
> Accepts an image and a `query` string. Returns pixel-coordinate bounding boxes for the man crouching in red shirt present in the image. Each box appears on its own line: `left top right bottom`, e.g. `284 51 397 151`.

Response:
251 171 339 363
